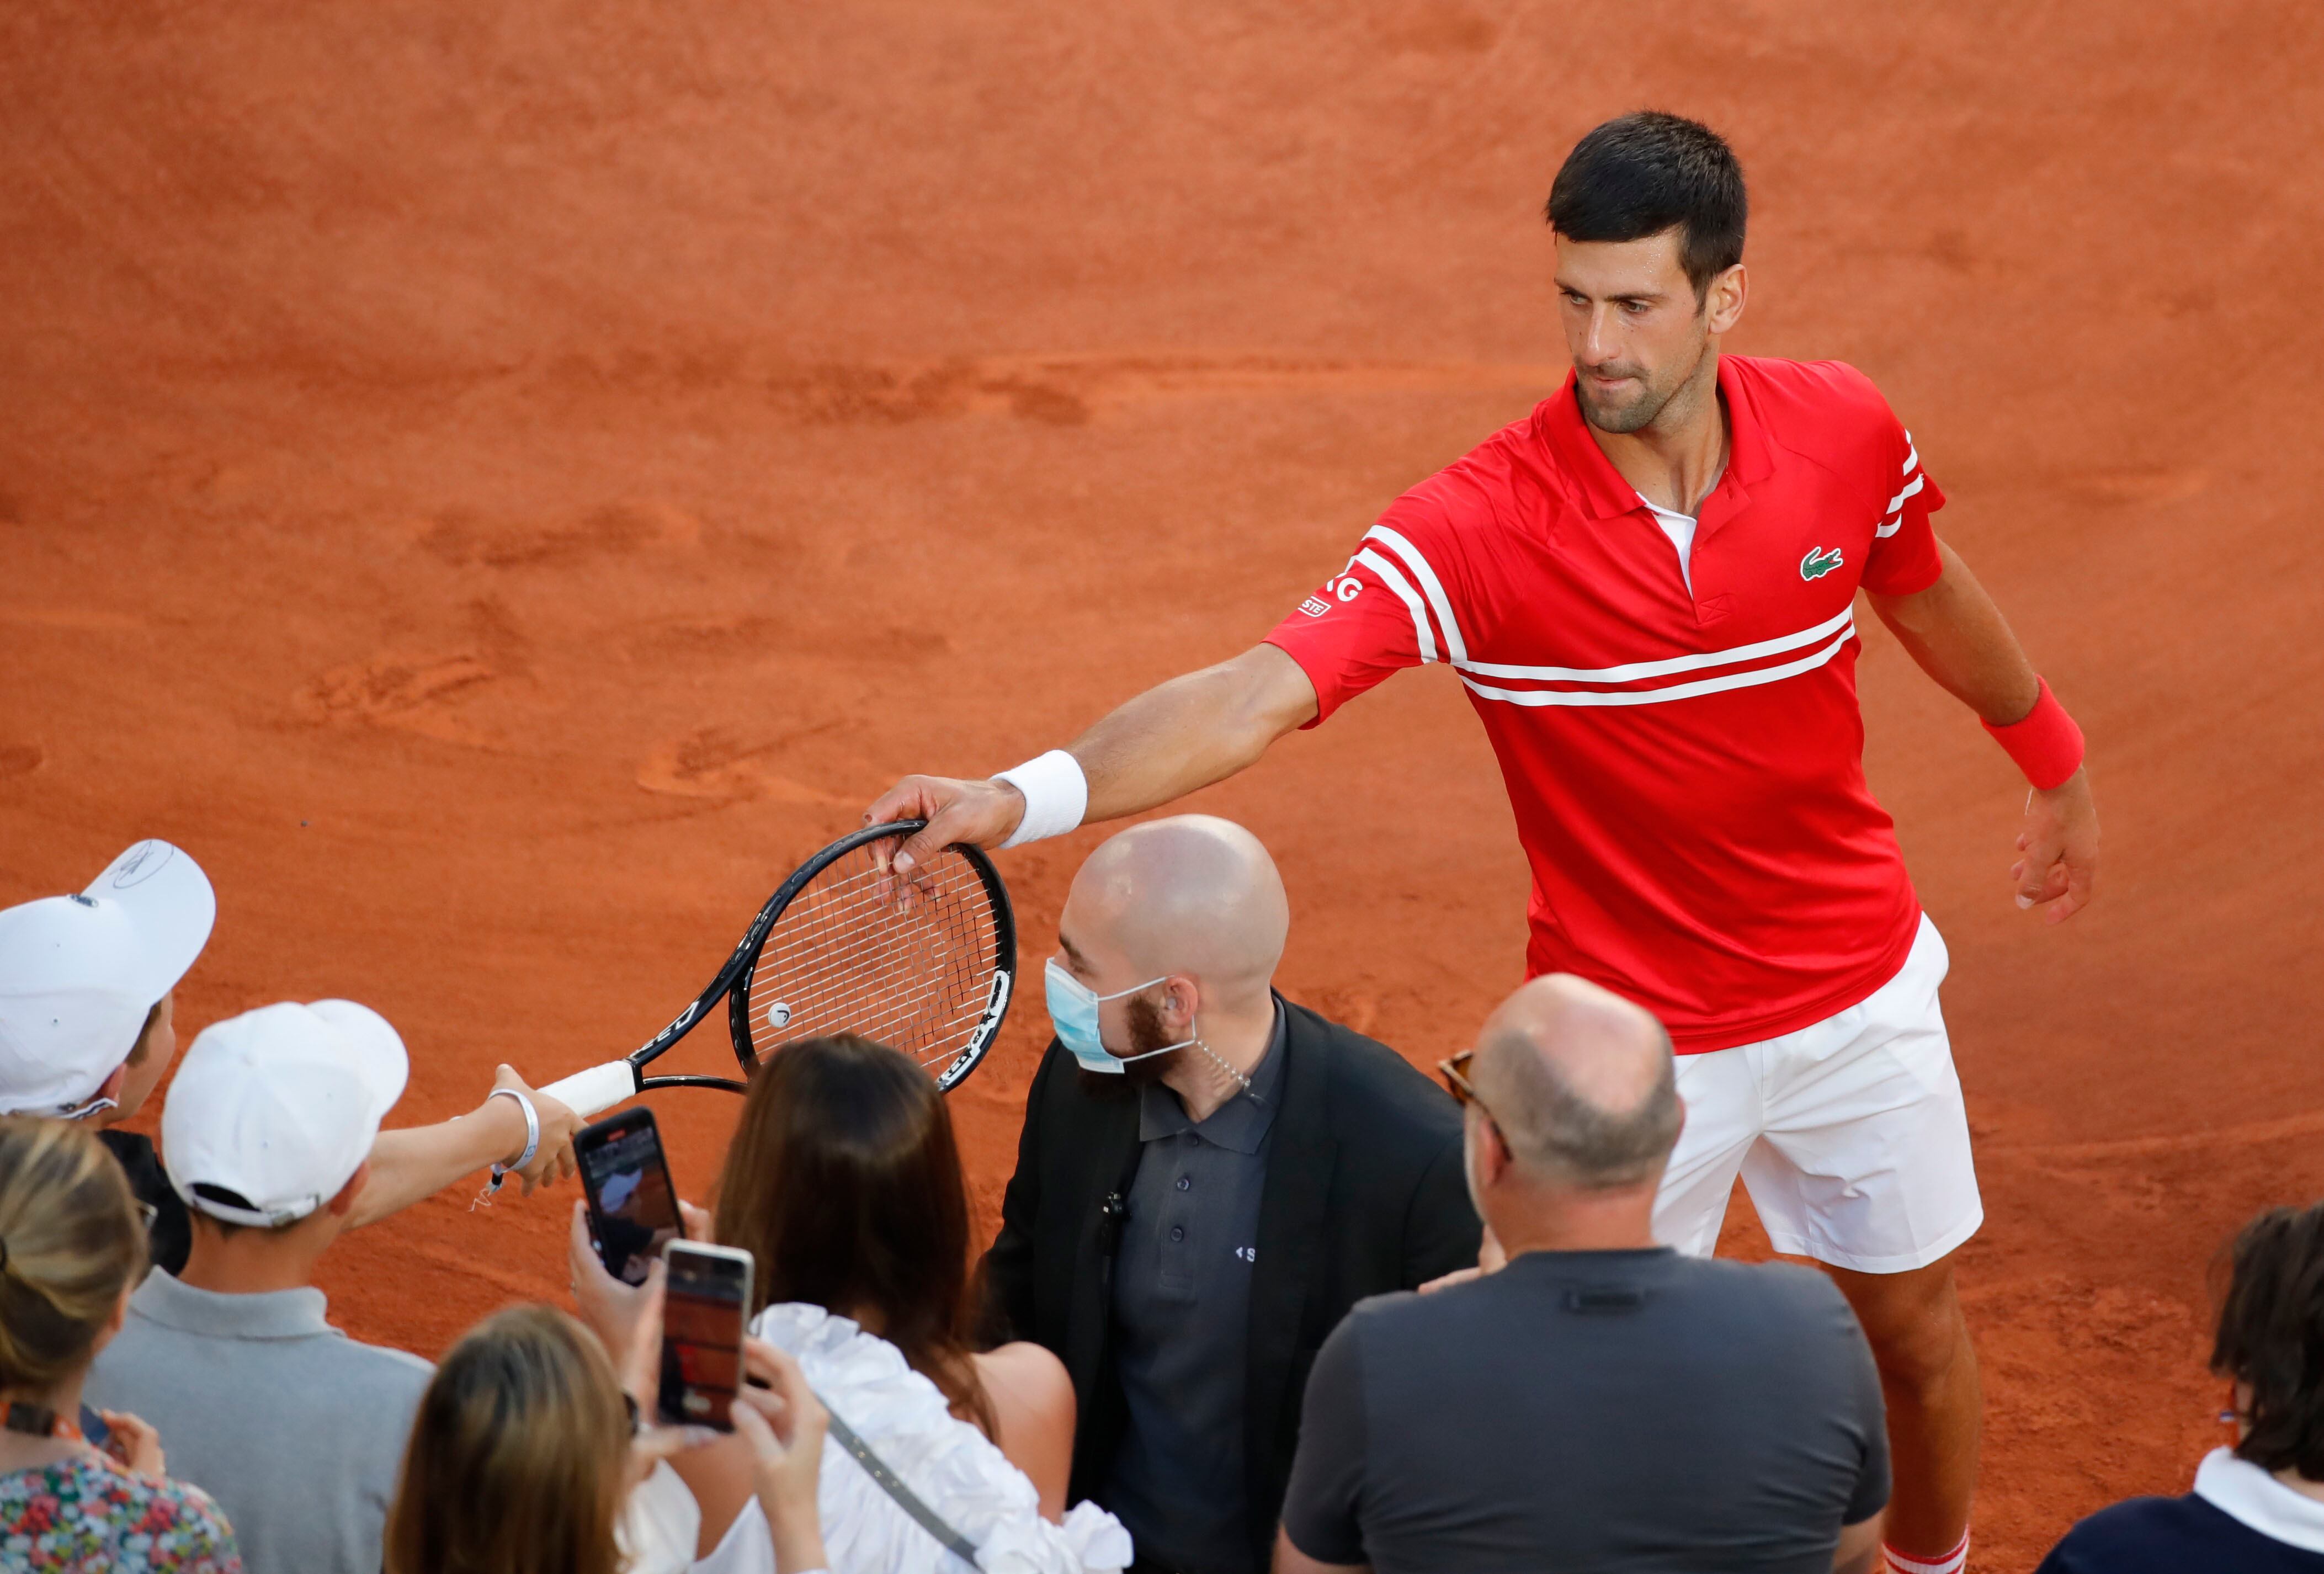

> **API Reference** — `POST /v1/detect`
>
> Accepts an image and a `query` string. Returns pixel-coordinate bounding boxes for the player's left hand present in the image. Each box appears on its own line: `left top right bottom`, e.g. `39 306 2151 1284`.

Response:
2013 766 2098 924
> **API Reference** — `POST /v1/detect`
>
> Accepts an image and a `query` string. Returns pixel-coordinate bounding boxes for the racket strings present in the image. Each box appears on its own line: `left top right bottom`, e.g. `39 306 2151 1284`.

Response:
754 866 988 1028
743 843 1001 1071
756 907 991 1062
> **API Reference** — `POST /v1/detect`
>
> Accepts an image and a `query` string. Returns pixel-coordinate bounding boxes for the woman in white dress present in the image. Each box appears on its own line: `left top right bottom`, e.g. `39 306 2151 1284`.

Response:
573 1034 1129 1574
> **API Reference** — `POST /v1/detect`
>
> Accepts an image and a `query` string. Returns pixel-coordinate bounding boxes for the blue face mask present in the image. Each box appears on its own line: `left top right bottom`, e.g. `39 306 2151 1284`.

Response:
1044 957 1195 1075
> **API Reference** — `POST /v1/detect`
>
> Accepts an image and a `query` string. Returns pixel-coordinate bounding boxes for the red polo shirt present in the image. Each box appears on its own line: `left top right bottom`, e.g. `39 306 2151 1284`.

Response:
1265 355 1946 1051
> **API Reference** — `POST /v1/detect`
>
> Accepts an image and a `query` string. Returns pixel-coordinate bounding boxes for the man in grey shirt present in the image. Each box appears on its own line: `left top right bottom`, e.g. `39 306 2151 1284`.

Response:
1278 974 1889 1574
88 998 435 1574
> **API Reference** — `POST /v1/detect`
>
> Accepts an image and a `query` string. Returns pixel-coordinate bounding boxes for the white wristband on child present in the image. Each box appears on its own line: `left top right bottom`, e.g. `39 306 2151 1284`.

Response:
487 1086 541 1174
992 749 1088 849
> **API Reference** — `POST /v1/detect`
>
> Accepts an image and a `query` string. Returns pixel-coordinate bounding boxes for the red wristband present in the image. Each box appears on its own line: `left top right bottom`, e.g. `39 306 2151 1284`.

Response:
1982 678 2084 790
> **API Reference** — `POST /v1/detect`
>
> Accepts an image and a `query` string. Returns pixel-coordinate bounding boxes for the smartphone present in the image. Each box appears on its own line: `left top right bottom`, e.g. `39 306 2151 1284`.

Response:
576 1108 684 1286
659 1240 753 1432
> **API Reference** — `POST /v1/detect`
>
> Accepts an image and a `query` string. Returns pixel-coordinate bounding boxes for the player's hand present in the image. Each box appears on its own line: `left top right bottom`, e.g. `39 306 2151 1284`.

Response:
863 774 1029 895
2013 766 2099 924
494 1065 582 1194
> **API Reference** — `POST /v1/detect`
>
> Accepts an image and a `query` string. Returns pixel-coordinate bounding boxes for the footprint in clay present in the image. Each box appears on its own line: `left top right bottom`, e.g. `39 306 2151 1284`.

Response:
636 727 844 805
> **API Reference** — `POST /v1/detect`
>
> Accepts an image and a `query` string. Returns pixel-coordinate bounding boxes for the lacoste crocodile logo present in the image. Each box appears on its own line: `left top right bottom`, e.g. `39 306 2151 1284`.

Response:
1800 546 1844 582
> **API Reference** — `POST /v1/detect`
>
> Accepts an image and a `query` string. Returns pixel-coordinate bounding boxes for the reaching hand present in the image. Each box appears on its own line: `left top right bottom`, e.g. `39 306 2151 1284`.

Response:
568 1200 650 1355
731 1339 831 1573
2013 767 2099 924
95 1410 164 1476
494 1065 582 1194
862 774 1028 898
1419 1226 1507 1294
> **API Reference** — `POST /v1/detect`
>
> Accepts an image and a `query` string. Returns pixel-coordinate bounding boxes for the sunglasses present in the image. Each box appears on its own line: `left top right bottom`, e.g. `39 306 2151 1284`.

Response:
1436 1049 1480 1106
1440 1051 1496 1111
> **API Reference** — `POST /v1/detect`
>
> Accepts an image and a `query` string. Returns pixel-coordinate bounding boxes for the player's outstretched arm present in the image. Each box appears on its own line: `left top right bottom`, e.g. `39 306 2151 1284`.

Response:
865 642 1318 878
1865 541 2099 924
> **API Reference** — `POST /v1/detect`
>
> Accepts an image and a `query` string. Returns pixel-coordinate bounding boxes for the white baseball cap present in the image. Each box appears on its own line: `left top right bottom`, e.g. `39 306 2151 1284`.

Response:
163 1000 410 1228
0 841 217 1115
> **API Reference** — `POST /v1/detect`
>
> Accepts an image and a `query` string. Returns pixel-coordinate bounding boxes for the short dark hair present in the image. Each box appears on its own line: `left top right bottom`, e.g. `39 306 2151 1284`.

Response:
2215 1201 2324 1476
187 1183 296 1240
123 998 166 1067
1546 111 1747 303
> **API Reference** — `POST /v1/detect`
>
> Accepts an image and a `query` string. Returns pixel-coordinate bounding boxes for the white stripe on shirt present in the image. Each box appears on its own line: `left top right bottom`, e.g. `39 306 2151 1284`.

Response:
1364 525 1469 664
1456 606 1856 684
1460 625 1854 708
1354 546 1439 664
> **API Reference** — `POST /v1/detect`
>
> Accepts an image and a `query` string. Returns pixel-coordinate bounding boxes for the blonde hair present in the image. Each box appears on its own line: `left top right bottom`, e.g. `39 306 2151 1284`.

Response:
0 1116 145 1391
384 1305 629 1574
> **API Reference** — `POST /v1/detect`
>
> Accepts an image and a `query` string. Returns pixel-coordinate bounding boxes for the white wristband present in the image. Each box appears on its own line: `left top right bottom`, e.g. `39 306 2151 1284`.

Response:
487 1087 540 1177
992 749 1088 849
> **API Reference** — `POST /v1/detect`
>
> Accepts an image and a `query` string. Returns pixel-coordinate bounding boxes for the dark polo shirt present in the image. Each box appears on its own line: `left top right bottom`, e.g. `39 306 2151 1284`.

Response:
1283 1248 1889 1573
1105 1008 1286 1574
2036 1453 2324 1574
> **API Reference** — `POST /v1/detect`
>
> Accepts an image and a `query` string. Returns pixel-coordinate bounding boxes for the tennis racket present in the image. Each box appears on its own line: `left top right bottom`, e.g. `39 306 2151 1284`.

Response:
539 820 1016 1119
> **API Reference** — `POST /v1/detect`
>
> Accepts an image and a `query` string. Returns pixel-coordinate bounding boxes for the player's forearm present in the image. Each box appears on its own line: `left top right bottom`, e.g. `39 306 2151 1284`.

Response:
1864 543 2040 726
1066 644 1317 823
353 1104 525 1227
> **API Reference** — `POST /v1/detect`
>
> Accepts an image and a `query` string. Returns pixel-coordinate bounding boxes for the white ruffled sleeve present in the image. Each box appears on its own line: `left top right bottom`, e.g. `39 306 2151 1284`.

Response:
692 1304 1130 1574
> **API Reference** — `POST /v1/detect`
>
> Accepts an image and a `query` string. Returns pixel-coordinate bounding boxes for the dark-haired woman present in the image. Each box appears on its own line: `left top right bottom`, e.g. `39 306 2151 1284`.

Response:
572 1034 1128 1572
0 1116 238 1572
2037 1200 2324 1572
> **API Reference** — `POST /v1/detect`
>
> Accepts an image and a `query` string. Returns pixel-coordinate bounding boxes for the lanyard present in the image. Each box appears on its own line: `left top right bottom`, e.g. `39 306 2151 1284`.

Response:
2 1402 82 1442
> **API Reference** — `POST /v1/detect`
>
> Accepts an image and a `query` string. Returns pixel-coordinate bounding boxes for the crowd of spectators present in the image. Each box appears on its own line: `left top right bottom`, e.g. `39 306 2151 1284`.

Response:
0 831 2316 1573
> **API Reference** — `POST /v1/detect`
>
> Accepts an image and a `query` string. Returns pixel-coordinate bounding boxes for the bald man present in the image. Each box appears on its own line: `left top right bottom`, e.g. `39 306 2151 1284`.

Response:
1277 974 1889 1574
980 816 1480 1574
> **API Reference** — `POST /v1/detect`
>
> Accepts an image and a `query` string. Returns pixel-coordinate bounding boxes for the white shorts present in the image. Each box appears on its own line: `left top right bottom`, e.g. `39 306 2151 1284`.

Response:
1652 914 1982 1274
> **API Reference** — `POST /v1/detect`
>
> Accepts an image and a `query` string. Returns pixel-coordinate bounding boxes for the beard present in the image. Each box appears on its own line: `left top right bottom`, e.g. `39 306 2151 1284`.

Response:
1574 361 1677 434
1071 992 1183 1101
1573 329 1713 436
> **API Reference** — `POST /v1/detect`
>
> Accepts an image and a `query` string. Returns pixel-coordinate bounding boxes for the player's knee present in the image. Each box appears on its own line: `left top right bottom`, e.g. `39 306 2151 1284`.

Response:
1862 1290 1967 1390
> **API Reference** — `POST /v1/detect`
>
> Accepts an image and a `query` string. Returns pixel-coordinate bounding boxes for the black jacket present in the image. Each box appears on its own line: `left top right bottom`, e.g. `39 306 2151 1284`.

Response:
980 996 1480 1568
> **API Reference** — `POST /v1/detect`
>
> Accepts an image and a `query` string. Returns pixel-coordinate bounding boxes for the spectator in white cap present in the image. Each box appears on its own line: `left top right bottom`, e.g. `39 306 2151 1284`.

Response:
85 998 435 1574
0 841 589 1278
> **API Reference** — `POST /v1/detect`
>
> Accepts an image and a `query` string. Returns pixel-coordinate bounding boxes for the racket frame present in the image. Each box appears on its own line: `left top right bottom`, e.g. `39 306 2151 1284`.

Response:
728 820 1017 1093
579 819 1014 1107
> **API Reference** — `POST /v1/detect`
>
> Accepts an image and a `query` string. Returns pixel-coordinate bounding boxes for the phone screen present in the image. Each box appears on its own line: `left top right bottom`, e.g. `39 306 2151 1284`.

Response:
659 1245 749 1431
578 1113 683 1286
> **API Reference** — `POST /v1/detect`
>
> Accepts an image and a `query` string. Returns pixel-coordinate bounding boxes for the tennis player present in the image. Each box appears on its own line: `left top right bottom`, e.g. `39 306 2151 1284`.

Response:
867 112 2097 1574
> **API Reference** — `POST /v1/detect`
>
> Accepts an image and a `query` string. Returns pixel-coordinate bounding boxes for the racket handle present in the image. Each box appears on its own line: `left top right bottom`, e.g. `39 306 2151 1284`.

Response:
541 1061 641 1119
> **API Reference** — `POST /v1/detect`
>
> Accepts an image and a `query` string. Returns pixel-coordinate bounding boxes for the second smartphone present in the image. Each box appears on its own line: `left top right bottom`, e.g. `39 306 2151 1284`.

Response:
660 1240 753 1431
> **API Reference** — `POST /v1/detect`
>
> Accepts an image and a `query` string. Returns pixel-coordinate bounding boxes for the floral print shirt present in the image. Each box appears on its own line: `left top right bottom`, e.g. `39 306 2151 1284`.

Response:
0 1455 239 1572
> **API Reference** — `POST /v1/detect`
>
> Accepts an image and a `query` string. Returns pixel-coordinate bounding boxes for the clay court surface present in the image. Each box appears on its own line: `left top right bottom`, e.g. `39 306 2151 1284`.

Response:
3 1 2319 1562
